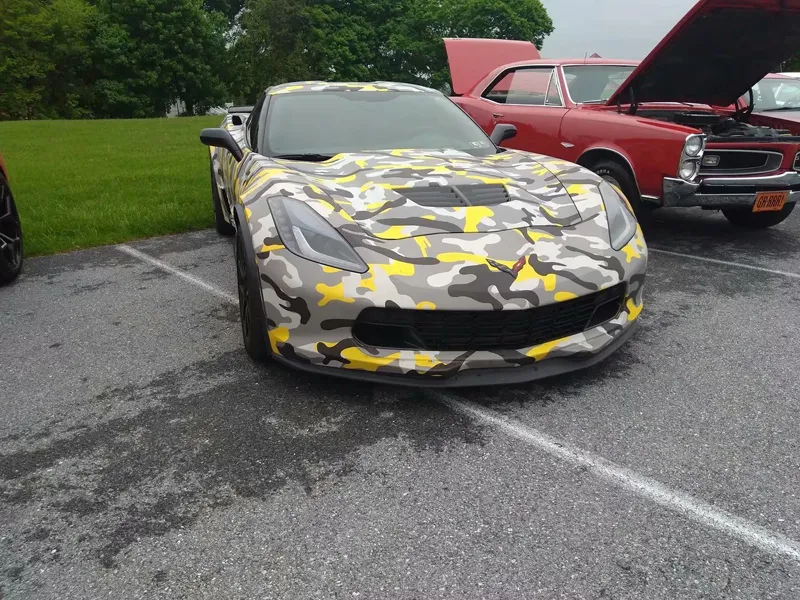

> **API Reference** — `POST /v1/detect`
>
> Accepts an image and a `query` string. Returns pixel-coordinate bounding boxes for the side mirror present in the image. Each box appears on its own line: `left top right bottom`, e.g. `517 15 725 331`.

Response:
490 123 517 145
200 128 243 162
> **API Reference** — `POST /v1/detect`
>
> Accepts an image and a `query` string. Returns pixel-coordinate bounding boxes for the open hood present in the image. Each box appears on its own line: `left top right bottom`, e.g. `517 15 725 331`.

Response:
606 0 800 107
443 38 541 96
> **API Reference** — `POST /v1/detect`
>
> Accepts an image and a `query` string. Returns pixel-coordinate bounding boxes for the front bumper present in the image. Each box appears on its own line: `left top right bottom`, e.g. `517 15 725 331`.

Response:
273 320 640 388
662 171 800 209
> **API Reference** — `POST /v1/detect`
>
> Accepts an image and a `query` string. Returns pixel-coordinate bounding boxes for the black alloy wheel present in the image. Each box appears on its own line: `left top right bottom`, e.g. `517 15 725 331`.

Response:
0 174 23 285
235 229 269 361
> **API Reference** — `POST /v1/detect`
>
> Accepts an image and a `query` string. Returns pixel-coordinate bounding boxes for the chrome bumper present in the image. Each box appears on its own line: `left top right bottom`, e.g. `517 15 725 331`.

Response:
662 171 800 208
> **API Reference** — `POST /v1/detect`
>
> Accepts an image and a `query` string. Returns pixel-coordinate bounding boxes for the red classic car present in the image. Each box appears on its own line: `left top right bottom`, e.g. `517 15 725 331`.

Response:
446 0 800 229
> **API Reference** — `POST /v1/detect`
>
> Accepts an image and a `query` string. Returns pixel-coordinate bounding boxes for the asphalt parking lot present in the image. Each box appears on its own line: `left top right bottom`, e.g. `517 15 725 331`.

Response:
2 208 800 599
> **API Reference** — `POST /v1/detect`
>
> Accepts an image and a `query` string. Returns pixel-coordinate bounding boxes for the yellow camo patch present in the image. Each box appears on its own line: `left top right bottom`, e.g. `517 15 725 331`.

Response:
526 337 570 361
416 301 436 310
260 244 285 253
340 347 402 371
626 298 643 321
621 243 641 263
315 282 354 307
415 236 431 257
554 291 578 302
463 206 495 233
268 326 290 353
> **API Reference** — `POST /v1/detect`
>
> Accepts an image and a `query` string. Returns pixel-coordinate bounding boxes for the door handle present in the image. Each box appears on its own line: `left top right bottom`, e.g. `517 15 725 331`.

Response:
492 113 504 119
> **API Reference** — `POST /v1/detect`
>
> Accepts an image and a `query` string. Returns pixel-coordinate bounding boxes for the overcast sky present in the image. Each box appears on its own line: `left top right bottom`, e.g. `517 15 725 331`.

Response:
539 0 699 59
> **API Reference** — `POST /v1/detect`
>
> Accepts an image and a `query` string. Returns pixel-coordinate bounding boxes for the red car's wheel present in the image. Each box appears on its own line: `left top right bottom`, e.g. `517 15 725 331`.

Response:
593 160 654 223
723 203 795 229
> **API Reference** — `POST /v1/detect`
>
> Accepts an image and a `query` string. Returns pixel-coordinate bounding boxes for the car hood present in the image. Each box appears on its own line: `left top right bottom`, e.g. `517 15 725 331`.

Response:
254 149 604 240
443 38 541 96
606 0 800 107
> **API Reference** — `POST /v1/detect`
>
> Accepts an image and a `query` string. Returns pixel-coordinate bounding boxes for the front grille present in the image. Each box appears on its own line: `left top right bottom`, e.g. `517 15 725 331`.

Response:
700 150 783 175
398 183 509 207
352 284 626 352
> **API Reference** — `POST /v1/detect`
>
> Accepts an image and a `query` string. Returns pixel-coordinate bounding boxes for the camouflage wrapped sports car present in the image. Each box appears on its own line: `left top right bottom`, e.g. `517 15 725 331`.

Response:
200 81 647 387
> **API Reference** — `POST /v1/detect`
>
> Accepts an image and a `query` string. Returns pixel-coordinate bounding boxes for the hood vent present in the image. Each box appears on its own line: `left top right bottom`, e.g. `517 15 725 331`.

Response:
398 183 509 207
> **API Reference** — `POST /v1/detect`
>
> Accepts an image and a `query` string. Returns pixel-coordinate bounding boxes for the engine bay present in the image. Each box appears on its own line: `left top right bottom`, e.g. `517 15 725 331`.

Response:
636 108 800 141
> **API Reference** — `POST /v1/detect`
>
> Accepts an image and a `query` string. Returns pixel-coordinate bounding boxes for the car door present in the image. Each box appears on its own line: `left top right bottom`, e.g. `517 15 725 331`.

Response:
221 95 264 202
479 66 570 158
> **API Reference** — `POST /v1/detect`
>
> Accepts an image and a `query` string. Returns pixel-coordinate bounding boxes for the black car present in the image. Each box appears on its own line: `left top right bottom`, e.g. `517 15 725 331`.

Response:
0 152 23 284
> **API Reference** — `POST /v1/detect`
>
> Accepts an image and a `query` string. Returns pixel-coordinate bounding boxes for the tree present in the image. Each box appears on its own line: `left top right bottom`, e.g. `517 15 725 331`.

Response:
230 0 554 101
784 55 800 72
90 0 230 118
0 0 95 120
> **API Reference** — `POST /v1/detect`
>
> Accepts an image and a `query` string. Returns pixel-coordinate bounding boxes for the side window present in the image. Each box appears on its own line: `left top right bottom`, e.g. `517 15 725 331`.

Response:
247 95 265 151
545 71 563 106
483 68 556 106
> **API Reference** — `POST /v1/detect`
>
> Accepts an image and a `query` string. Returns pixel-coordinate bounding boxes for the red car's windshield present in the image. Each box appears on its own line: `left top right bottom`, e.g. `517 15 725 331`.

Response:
746 77 800 112
562 65 636 104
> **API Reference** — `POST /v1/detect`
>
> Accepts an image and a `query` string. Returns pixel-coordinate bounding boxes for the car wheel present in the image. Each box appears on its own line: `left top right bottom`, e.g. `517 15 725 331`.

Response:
592 160 654 223
235 226 270 362
722 203 795 229
0 174 23 285
211 162 235 236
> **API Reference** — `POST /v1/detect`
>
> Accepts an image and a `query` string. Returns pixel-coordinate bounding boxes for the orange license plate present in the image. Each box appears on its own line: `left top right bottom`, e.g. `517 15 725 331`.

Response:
753 191 788 212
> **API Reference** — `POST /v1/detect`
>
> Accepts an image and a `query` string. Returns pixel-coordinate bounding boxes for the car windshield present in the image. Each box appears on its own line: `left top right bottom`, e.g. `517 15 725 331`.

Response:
745 77 800 111
265 92 497 157
562 65 636 103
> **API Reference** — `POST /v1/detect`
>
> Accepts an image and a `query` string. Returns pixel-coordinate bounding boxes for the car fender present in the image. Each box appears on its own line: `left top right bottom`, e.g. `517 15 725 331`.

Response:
562 109 693 199
233 203 271 340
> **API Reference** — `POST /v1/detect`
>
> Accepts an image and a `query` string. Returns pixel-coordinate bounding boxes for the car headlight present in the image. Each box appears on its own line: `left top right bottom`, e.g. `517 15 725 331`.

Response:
599 180 637 251
678 133 706 182
269 196 368 273
683 134 704 157
679 160 699 180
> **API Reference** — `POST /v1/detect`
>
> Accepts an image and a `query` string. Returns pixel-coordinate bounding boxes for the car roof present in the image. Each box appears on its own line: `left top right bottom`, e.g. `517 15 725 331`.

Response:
498 58 640 68
266 81 439 95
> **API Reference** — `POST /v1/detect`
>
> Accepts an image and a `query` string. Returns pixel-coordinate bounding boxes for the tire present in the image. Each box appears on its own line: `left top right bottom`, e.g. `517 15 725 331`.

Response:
0 174 23 285
722 203 795 229
211 162 235 236
235 225 270 362
591 160 654 223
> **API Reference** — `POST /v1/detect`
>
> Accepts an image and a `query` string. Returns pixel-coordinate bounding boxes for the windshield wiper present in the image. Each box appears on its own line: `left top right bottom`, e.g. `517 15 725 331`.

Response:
761 106 800 112
272 153 335 162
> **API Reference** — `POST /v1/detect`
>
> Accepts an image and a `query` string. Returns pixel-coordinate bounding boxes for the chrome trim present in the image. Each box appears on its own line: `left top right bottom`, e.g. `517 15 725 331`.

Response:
481 66 566 108
678 134 706 182
663 172 800 208
699 149 784 176
700 170 800 188
641 195 660 205
558 64 638 106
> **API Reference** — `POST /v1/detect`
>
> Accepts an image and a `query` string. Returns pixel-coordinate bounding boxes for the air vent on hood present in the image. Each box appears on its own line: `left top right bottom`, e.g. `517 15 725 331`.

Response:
398 184 509 207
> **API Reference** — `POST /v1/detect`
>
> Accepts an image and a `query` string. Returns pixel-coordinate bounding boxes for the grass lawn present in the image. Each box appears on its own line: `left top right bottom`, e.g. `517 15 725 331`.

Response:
0 115 222 256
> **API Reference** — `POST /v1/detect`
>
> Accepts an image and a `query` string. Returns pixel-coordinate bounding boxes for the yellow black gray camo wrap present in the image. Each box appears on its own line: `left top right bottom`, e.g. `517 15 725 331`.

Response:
208 87 647 382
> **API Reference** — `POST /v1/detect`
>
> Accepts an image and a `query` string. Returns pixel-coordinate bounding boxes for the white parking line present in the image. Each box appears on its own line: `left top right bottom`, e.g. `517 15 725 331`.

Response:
121 242 800 564
117 244 238 304
649 248 800 280
438 395 800 563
